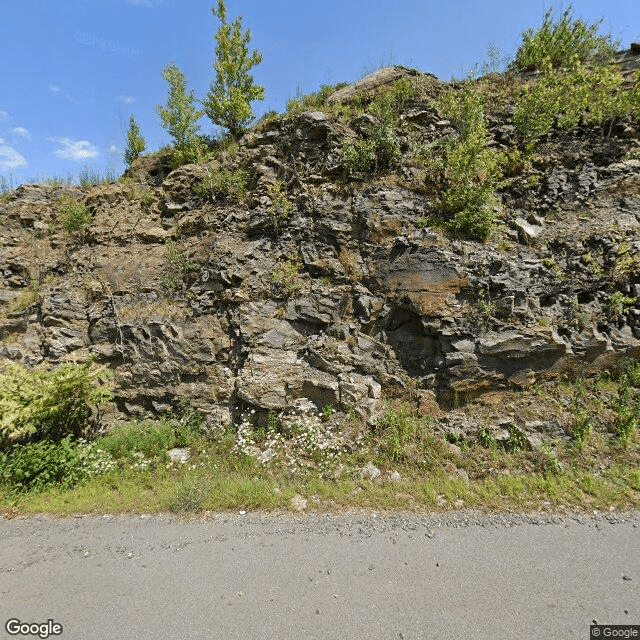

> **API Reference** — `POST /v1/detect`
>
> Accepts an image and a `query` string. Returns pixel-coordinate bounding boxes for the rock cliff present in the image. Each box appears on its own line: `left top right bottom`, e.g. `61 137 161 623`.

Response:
1 53 639 442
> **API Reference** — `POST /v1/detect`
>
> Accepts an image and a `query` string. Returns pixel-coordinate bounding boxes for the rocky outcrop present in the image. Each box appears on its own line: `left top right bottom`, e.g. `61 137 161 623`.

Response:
326 66 433 104
1 59 639 434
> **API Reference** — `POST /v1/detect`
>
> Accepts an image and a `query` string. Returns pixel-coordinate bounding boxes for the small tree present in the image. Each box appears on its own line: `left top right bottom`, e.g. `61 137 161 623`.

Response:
124 115 146 167
156 61 204 166
203 0 265 137
513 6 618 72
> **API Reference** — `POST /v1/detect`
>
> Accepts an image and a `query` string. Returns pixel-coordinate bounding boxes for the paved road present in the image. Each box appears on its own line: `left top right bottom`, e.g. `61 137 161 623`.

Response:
1 510 639 640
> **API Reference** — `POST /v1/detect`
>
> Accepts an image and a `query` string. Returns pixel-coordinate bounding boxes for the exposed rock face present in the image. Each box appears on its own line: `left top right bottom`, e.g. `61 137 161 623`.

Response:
1 58 639 432
326 66 431 104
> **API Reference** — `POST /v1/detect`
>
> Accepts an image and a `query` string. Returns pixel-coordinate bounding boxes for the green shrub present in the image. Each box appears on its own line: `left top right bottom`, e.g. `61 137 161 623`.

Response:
344 122 401 174
477 424 496 449
286 82 349 114
167 476 209 512
504 425 527 453
513 6 618 72
0 361 113 447
140 191 154 208
272 255 302 296
343 77 423 176
195 167 249 202
514 60 631 140
0 436 115 493
419 83 503 241
57 194 92 233
608 291 637 317
570 381 593 449
97 416 200 464
359 77 421 121
267 180 292 229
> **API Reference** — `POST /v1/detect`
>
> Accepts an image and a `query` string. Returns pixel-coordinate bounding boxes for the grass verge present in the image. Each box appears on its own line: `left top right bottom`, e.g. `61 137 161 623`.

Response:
1 415 637 517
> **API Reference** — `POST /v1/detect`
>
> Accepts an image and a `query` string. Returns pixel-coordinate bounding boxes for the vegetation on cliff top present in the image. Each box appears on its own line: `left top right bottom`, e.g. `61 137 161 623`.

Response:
1 6 639 514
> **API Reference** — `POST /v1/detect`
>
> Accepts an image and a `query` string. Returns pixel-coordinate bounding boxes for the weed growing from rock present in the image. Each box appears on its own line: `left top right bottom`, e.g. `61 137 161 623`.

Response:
272 255 302 297
9 280 39 313
57 194 91 234
195 167 249 202
267 179 292 229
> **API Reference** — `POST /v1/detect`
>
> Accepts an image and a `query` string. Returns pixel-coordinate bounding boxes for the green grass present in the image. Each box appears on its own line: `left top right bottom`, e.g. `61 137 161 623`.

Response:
3 461 638 516
1 395 638 516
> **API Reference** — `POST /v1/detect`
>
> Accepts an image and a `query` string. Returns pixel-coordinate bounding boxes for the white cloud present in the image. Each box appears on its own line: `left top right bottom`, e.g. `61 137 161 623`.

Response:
109 144 119 153
117 95 135 104
0 110 8 119
49 137 100 162
48 85 61 93
11 127 31 139
0 139 28 169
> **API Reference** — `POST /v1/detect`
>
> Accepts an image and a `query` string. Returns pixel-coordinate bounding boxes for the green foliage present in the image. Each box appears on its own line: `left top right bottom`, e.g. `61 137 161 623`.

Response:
477 424 496 449
342 78 424 176
162 241 199 290
343 122 401 175
614 359 640 445
194 167 249 202
286 82 349 114
267 179 292 229
168 476 208 512
356 77 422 121
511 7 636 142
10 280 39 313
124 115 146 167
420 83 503 241
374 404 445 466
257 110 279 124
140 190 154 208
0 361 113 448
514 59 631 140
504 425 527 453
156 61 204 167
272 255 302 296
0 436 115 494
513 6 618 72
97 416 200 464
608 291 637 317
203 0 265 137
57 194 92 233
570 381 593 449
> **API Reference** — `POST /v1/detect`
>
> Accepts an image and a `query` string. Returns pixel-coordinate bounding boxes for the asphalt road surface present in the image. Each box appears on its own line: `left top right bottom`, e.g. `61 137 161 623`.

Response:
1 510 639 640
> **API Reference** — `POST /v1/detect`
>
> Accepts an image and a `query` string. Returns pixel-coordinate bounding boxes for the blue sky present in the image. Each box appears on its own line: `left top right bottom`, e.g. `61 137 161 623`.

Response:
1 0 638 187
